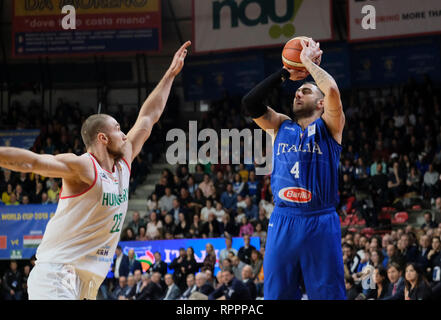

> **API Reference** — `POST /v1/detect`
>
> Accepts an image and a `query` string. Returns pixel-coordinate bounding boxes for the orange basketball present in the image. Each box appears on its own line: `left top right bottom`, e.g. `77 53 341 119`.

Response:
282 36 311 71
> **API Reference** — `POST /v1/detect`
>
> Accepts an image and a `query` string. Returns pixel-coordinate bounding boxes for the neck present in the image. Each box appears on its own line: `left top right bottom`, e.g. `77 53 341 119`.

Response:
297 113 320 130
88 148 115 172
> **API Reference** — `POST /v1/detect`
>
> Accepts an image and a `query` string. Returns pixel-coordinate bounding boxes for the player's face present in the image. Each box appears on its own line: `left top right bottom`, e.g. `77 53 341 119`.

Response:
104 117 128 160
293 84 323 118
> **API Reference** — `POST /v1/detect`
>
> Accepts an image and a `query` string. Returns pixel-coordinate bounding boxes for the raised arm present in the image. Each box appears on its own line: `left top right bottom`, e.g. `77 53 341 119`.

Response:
0 147 93 184
299 39 345 144
126 41 191 163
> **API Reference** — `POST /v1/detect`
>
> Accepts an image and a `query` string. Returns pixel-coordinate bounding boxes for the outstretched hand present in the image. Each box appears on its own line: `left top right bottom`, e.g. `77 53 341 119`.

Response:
168 40 192 77
300 38 322 65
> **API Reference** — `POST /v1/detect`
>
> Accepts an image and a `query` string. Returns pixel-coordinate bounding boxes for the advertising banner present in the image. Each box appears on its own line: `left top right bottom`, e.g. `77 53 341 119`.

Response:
0 129 40 149
0 204 58 259
348 0 441 41
193 0 333 53
12 0 162 57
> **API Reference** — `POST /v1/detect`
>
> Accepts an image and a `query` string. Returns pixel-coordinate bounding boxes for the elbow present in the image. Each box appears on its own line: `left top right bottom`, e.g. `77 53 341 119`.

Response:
326 85 340 98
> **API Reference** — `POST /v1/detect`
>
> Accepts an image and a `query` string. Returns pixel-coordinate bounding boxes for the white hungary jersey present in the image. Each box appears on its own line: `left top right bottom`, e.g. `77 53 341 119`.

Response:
35 153 130 284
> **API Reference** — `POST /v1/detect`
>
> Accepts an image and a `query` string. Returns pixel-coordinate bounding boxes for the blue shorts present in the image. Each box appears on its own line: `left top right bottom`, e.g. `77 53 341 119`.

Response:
263 206 346 300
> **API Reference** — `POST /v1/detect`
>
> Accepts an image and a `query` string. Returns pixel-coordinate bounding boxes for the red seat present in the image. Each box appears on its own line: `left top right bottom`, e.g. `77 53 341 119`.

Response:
392 211 409 224
362 227 374 237
357 219 366 226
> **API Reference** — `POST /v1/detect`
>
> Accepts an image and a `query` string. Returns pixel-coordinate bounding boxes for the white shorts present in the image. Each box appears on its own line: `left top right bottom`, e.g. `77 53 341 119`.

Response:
28 262 100 300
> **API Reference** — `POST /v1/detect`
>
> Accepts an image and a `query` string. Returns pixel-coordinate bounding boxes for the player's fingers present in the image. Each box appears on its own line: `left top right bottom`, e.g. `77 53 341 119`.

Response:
300 39 308 49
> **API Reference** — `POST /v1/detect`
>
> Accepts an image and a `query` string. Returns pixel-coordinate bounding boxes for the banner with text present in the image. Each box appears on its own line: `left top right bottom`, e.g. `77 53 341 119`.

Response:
0 204 57 260
193 0 332 53
12 0 161 57
348 0 441 41
0 129 40 149
110 237 261 277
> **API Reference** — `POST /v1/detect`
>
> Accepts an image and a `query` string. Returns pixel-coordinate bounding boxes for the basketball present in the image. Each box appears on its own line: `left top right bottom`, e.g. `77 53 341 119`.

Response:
282 36 311 71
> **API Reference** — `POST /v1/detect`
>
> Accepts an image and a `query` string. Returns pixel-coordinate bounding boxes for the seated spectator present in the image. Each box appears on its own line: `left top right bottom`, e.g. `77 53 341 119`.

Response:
186 175 198 197
6 193 20 206
342 242 361 275
168 198 184 223
119 227 135 243
111 276 128 300
421 211 438 229
241 265 257 300
366 266 389 300
193 164 205 184
208 268 251 300
159 187 177 213
202 213 221 238
174 212 190 239
385 243 405 268
2 260 23 300
136 226 148 241
201 199 216 222
219 235 238 265
250 250 263 280
163 274 181 300
382 262 405 300
220 258 232 272
151 252 168 278
214 170 227 198
238 164 249 182
219 213 238 237
147 193 159 213
213 202 226 223
422 163 439 200
232 173 246 196
406 166 421 193
146 211 163 240
162 214 176 237
252 222 267 247
136 272 164 300
128 211 144 237
47 180 60 203
239 216 254 237
188 213 204 238
238 234 256 265
190 272 214 299
119 274 137 300
32 182 45 203
178 187 193 210
256 207 269 230
345 275 360 300
220 183 237 213
404 262 432 300
172 175 186 196
246 171 260 201
399 233 418 263
188 188 206 216
180 273 197 299
416 234 431 271
244 196 258 221
129 270 144 300
198 173 215 199
202 243 217 274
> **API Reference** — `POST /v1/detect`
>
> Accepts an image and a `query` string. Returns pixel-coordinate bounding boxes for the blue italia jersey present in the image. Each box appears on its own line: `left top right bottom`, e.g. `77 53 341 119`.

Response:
271 117 342 212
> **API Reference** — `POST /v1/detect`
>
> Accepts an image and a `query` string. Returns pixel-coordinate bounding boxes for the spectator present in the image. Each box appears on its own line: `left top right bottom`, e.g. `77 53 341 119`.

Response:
241 264 257 300
162 273 181 300
180 273 197 299
404 262 432 300
159 187 177 214
47 180 60 203
119 275 136 300
120 227 136 241
153 177 168 199
343 242 361 275
32 182 45 203
213 202 227 222
252 222 267 246
221 258 233 271
385 244 405 268
169 248 187 291
201 199 216 222
204 269 217 289
111 276 127 300
137 272 164 300
416 234 431 271
112 246 129 285
202 243 217 274
189 213 204 238
190 272 214 299
127 248 142 275
239 216 254 237
188 188 206 216
174 212 190 239
421 211 437 229
147 193 159 213
202 213 221 238
232 173 246 196
128 211 144 237
208 268 251 300
231 254 247 281
399 233 418 263
151 252 168 278
198 174 215 199
146 211 163 240
162 214 176 237
366 266 389 300
220 183 237 212
169 199 185 223
219 213 238 237
186 175 199 197
21 264 31 300
423 164 439 200
250 249 263 279
219 235 238 265
345 275 359 300
214 170 227 198
244 196 258 221
238 234 256 265
183 247 200 276
406 166 421 193
256 207 269 230
133 273 151 300
6 193 19 206
135 226 148 241
2 260 23 300
246 171 260 202
238 164 249 182
382 262 405 300
130 269 144 299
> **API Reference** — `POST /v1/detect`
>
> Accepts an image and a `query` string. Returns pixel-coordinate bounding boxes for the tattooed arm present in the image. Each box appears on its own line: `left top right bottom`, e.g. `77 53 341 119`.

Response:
300 39 345 144
0 147 94 184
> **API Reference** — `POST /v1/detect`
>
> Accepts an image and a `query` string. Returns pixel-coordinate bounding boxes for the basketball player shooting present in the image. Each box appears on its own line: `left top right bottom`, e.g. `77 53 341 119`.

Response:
0 40 191 300
242 38 346 300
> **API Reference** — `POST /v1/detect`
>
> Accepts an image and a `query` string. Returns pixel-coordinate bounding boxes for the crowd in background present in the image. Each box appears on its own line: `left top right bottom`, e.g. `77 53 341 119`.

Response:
2 75 441 300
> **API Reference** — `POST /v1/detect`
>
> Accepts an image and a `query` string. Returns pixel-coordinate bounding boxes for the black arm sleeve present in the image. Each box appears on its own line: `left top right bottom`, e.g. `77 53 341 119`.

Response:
241 68 290 119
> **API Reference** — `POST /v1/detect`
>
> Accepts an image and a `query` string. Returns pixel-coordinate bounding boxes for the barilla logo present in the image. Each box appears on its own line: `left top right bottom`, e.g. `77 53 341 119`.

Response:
279 187 312 203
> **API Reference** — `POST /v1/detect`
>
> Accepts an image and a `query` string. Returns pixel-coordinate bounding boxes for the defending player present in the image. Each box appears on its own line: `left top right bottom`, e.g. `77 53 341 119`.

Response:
0 41 191 300
242 39 346 299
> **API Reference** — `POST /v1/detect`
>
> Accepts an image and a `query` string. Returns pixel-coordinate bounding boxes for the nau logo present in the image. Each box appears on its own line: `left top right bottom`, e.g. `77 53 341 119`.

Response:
279 187 312 203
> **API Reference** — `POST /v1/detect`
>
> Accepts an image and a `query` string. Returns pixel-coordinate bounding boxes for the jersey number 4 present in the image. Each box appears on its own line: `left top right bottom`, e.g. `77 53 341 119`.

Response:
110 213 123 233
290 161 300 178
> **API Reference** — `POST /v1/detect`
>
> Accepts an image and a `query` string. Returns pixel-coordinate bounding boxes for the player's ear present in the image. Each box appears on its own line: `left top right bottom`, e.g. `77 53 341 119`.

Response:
317 98 325 111
97 132 109 145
